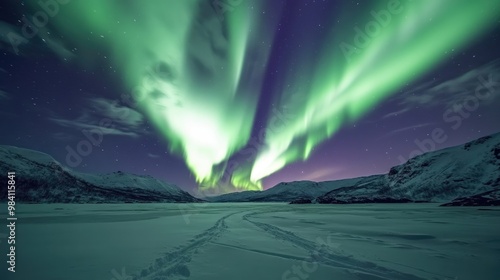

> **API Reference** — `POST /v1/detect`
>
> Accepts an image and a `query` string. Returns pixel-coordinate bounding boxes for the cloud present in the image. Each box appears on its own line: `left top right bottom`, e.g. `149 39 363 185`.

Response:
381 122 436 139
51 132 75 141
302 167 341 181
89 98 144 129
387 123 435 136
382 107 410 119
0 66 9 101
50 98 146 137
0 20 74 60
147 153 160 158
396 59 500 110
39 34 74 60
50 117 140 137
0 90 9 100
0 21 27 54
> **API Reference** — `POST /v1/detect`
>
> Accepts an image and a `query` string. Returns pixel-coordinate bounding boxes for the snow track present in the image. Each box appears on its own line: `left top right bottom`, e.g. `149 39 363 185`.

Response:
6 203 499 280
134 210 426 280
242 212 425 280
135 212 240 280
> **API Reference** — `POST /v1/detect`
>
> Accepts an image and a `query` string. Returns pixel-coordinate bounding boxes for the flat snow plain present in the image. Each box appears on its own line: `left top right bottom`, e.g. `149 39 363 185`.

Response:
1 203 499 280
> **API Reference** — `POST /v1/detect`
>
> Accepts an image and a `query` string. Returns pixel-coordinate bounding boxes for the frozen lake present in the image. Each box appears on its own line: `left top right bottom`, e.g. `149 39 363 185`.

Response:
1 203 499 280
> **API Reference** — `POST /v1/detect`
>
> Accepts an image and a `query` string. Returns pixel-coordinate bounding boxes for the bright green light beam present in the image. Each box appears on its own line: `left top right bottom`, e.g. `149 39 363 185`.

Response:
247 0 500 184
38 0 278 188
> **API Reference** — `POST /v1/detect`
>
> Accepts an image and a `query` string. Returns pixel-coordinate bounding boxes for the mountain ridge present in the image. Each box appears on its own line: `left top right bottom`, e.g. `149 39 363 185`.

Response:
1 132 499 205
210 132 500 205
0 145 201 203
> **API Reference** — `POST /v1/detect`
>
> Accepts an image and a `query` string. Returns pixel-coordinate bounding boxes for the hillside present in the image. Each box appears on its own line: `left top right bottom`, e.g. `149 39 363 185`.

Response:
210 133 500 205
0 145 201 203
209 176 370 202
317 133 500 204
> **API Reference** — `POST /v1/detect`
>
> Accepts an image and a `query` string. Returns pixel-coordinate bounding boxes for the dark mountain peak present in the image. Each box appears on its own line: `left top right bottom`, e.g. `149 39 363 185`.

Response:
0 145 201 203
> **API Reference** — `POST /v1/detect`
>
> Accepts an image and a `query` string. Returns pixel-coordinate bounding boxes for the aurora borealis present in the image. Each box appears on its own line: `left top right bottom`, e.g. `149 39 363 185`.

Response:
30 0 280 190
1 0 500 194
246 0 500 184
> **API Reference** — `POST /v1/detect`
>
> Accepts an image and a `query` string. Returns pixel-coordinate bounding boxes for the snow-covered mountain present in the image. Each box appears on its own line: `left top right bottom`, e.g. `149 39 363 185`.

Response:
441 189 500 206
317 133 500 204
314 175 412 204
0 145 201 203
2 132 498 204
210 132 500 204
209 176 371 202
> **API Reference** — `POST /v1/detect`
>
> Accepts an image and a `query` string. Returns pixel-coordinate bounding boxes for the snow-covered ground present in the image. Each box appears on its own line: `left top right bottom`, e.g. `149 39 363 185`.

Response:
1 203 499 280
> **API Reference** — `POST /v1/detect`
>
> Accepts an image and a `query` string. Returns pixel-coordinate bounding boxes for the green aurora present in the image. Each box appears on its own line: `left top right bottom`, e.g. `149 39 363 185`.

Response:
28 0 500 191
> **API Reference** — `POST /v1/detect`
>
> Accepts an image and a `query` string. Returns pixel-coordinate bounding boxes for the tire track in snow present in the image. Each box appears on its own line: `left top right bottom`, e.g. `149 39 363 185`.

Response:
210 241 312 262
243 212 426 280
133 211 240 280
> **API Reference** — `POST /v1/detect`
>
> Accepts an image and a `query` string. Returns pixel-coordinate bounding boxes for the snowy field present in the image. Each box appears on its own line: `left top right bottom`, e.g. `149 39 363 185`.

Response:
1 203 499 280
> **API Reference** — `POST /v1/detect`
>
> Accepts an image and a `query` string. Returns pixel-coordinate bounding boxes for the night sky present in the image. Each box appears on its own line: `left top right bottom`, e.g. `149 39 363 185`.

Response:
1 0 499 195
